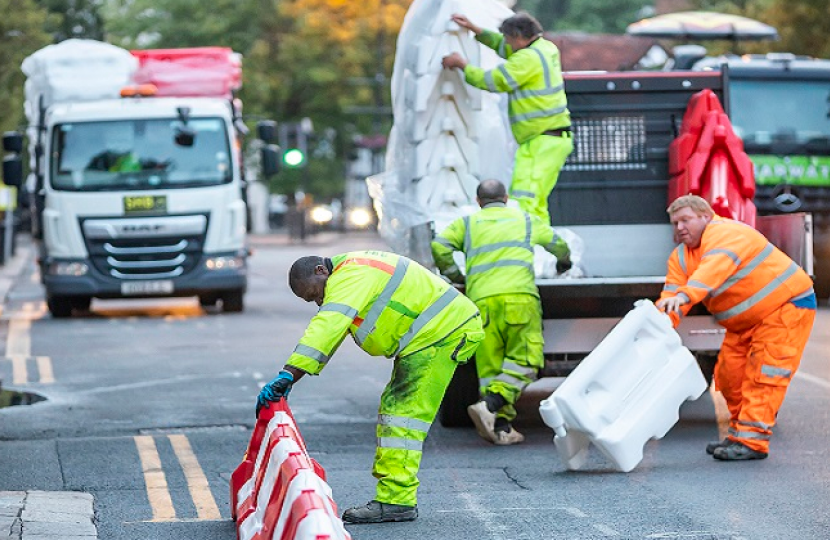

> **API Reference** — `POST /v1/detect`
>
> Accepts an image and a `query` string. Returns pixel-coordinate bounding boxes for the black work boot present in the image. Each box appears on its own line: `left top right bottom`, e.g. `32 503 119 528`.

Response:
705 438 729 455
341 500 418 524
713 441 768 461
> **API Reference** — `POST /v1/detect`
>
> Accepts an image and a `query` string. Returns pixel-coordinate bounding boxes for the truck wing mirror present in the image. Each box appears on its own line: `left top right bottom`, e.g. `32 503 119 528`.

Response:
2 132 23 153
257 120 277 143
261 144 280 177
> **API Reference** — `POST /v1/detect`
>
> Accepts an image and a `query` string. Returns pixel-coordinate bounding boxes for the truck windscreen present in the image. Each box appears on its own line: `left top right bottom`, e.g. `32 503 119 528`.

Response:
50 118 232 191
729 79 830 145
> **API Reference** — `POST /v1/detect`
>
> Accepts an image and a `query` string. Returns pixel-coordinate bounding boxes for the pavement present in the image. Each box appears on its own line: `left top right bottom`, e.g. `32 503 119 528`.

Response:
0 234 96 539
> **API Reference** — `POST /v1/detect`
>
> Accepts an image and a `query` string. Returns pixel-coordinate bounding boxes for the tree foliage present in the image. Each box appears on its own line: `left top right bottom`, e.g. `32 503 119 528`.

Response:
762 0 830 58
38 0 106 41
102 0 263 53
693 0 830 57
242 0 410 197
517 0 652 33
0 0 51 133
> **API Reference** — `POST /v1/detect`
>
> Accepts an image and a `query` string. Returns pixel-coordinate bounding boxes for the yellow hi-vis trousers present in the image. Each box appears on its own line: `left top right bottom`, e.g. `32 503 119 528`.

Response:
373 321 483 506
510 133 573 224
475 294 544 422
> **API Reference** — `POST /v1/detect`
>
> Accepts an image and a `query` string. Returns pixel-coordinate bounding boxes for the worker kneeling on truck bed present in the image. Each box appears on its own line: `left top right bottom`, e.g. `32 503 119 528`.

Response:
432 179 571 445
256 250 483 523
656 195 816 461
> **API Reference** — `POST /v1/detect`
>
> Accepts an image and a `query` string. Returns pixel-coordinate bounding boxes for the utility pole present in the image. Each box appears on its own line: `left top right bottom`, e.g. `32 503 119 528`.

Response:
345 0 392 176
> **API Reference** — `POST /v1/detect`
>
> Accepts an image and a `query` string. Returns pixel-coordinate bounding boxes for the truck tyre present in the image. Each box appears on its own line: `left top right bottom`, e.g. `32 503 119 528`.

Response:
199 294 218 308
695 351 718 387
221 290 244 313
438 358 480 428
47 296 74 318
71 296 91 313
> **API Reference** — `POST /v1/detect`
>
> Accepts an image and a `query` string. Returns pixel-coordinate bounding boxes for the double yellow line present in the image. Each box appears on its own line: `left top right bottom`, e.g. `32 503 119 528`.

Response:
134 434 222 522
5 302 53 385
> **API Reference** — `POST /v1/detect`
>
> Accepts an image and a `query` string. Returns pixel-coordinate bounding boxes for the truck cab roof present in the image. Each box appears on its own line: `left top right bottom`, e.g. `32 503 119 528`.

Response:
694 53 830 79
47 96 233 123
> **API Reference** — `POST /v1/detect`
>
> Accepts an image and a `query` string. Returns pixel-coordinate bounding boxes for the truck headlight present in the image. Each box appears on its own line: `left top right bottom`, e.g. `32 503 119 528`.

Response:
309 205 334 224
47 261 89 276
348 207 372 228
205 255 245 271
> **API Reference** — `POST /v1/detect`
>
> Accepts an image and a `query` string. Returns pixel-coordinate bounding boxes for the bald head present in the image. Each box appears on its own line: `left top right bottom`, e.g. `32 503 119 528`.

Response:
476 179 508 207
289 255 329 305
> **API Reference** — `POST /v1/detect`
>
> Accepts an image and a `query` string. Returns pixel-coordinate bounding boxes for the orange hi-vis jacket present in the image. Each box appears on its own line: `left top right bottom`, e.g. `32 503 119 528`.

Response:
660 217 814 332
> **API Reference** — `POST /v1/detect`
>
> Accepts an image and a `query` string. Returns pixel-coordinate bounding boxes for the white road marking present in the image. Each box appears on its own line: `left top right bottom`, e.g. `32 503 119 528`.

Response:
795 370 830 390
459 492 511 539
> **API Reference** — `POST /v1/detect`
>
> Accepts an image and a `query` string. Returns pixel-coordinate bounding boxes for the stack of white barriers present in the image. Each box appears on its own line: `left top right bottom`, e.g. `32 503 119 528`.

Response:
539 300 709 472
230 401 351 540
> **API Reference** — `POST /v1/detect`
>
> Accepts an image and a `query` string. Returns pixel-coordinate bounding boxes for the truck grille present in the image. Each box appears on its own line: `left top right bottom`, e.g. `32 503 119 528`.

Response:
81 214 208 280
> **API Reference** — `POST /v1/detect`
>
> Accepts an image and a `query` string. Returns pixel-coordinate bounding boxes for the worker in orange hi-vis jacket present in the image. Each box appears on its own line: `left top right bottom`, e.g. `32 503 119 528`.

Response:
656 194 816 461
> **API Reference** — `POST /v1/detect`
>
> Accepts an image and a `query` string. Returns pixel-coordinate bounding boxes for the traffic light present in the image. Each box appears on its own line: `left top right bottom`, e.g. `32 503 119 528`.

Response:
278 121 309 169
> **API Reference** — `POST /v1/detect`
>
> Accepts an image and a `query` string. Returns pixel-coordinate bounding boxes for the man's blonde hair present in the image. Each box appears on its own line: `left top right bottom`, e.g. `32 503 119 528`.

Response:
667 195 714 217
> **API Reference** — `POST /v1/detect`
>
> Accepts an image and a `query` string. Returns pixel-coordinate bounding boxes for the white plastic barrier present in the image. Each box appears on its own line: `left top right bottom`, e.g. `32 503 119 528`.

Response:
371 0 515 264
539 299 708 472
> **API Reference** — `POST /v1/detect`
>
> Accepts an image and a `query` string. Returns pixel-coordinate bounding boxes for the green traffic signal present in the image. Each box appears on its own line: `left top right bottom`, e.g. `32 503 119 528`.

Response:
283 148 305 167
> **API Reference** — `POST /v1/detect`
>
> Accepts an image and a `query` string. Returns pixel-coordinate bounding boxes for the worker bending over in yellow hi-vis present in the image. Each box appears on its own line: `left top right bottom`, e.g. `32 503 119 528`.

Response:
431 179 570 445
256 250 483 524
442 12 573 224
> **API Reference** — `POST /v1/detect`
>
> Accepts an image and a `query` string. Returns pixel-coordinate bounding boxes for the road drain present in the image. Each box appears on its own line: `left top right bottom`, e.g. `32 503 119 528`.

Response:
0 388 46 408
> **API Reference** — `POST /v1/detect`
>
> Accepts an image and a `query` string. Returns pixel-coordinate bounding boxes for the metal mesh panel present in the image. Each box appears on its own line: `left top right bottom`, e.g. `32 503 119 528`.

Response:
564 116 647 171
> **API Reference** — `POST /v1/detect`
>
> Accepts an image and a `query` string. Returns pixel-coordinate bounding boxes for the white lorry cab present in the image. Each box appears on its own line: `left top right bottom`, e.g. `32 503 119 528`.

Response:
5 40 279 317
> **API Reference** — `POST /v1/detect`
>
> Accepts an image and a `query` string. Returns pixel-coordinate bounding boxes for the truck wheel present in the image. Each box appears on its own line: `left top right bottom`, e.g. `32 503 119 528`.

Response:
221 290 244 313
438 358 480 428
199 294 218 308
695 351 718 387
47 296 74 318
71 297 91 313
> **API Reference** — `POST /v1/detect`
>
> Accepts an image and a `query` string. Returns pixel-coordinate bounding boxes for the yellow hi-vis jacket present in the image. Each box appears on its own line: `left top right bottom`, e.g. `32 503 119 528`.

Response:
464 31 570 144
285 251 481 375
431 204 570 303
660 217 814 332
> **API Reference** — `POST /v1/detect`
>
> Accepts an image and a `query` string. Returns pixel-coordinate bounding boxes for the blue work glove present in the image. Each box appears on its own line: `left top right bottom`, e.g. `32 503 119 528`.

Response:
256 370 294 417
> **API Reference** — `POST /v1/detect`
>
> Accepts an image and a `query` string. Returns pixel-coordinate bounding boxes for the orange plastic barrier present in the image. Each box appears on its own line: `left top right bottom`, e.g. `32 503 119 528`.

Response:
231 401 350 540
668 89 756 226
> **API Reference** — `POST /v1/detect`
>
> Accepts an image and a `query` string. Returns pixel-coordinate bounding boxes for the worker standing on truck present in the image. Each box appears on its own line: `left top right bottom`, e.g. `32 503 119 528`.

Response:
431 179 571 445
441 12 572 224
256 250 483 523
656 195 816 461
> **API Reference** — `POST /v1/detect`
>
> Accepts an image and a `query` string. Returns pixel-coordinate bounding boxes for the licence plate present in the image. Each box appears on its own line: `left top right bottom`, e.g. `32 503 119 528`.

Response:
123 195 167 215
121 280 174 296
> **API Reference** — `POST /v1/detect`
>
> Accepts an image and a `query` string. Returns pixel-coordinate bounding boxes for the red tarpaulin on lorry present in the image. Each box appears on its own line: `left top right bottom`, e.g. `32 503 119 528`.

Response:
668 88 756 227
130 47 241 98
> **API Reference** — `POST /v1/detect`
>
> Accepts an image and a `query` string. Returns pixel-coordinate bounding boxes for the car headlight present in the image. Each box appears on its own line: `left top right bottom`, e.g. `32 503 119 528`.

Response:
348 207 373 228
310 205 334 224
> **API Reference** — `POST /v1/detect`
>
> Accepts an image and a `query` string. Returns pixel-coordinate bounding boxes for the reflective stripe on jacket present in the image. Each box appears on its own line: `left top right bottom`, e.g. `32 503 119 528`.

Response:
659 218 814 331
431 204 570 303
463 31 570 144
286 251 480 375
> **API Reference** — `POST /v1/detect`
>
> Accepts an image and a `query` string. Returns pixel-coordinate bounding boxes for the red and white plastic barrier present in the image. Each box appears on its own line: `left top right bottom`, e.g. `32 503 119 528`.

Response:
231 401 351 540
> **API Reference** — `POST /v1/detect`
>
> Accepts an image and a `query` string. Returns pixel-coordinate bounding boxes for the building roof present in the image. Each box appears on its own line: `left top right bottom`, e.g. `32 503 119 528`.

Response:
546 32 668 71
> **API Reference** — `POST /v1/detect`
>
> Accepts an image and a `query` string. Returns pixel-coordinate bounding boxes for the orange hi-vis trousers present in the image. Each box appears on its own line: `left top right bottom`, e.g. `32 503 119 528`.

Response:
714 301 816 453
